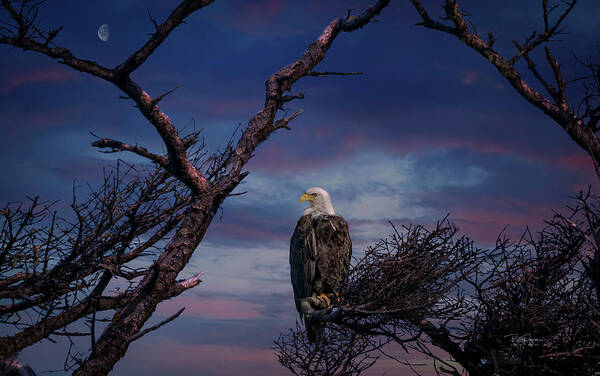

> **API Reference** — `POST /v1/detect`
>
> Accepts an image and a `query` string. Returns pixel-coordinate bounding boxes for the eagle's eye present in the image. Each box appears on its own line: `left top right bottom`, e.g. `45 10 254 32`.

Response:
311 193 318 197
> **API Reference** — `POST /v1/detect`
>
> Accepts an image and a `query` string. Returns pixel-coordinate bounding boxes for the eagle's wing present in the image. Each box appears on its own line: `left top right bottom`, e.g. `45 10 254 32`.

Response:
315 215 352 295
290 215 316 315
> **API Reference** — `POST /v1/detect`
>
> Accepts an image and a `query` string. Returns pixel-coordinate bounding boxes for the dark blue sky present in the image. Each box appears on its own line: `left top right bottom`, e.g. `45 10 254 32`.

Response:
1 1 599 375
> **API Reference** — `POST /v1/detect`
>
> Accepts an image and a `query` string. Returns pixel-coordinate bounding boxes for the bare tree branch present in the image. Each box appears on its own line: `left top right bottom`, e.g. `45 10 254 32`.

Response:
0 0 113 80
114 0 215 77
278 200 600 375
409 0 600 171
91 138 169 168
127 307 185 343
0 0 391 373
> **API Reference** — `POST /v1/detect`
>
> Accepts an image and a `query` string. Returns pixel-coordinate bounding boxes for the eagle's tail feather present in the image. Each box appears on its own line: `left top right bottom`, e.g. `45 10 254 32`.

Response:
305 318 324 343
304 293 333 342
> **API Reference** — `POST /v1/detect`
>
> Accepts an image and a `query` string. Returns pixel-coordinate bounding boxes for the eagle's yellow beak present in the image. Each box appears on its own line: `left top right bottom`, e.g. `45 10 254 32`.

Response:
299 193 314 204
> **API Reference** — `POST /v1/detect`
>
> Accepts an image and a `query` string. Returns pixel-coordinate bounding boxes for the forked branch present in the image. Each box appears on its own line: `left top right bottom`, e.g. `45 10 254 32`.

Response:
409 0 600 171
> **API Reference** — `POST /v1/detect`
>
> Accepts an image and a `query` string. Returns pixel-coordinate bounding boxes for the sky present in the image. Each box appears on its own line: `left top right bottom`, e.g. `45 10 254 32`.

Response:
1 0 600 375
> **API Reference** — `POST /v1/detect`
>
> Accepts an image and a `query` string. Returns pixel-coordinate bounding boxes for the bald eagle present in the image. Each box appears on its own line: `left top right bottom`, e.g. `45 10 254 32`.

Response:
290 187 352 342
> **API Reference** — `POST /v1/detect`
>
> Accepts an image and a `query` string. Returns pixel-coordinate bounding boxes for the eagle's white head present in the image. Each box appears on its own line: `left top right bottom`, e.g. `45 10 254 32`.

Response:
299 187 336 217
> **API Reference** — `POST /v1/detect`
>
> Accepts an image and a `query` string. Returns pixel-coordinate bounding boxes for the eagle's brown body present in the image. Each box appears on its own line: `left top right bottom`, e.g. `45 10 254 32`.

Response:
289 214 352 341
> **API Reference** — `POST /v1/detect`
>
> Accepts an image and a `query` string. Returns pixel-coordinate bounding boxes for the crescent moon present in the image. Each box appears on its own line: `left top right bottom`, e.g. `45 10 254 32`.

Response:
97 24 110 42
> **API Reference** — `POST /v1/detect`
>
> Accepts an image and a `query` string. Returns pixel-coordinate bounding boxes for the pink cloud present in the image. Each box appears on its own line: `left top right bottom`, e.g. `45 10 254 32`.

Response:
208 220 289 243
199 97 261 117
121 341 282 376
158 296 263 320
417 190 556 243
454 205 551 243
461 69 480 85
433 137 513 156
2 105 86 138
166 95 261 117
556 154 594 171
223 0 287 36
123 338 448 376
385 135 529 163
386 135 596 179
341 133 364 149
50 156 110 181
312 127 335 141
1 67 78 93
553 154 599 191
461 69 507 90
244 125 367 174
248 142 335 173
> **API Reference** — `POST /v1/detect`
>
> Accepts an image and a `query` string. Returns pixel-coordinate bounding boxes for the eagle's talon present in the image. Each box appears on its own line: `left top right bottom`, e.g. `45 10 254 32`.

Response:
299 295 336 317
316 293 332 308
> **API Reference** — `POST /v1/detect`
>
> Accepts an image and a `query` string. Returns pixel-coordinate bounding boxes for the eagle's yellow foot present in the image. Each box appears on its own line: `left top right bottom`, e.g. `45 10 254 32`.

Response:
316 294 333 308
